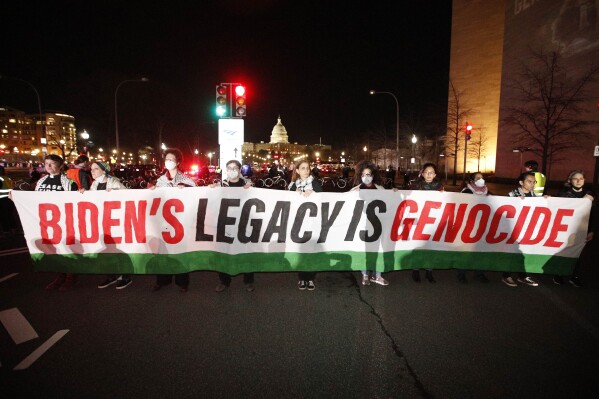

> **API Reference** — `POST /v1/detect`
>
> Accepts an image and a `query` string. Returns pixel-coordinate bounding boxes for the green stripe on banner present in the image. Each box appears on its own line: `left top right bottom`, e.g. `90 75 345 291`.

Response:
31 250 576 276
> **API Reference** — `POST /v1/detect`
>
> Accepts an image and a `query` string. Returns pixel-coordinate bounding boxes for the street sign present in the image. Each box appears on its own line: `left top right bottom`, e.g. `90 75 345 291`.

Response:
594 145 599 156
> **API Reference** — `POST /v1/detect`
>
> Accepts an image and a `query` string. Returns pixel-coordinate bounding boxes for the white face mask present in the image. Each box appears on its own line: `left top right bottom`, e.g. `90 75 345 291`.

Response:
164 160 177 171
362 176 373 185
227 170 239 180
474 179 485 187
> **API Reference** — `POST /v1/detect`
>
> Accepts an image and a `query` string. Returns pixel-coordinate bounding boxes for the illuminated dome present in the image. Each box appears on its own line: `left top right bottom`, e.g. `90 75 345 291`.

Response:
270 116 289 144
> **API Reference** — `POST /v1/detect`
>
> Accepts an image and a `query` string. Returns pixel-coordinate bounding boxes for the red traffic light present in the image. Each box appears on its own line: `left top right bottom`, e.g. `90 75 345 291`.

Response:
235 85 246 96
465 122 473 131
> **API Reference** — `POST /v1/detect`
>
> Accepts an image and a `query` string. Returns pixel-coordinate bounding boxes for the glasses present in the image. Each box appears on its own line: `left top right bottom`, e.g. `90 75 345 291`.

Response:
226 167 239 172
362 173 372 177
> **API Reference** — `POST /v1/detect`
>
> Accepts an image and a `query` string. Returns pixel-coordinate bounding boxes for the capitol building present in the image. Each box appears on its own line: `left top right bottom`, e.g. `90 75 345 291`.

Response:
241 116 331 165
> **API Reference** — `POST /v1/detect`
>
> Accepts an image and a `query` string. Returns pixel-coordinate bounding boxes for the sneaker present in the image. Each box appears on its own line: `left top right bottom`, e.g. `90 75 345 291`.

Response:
517 276 539 287
502 277 517 287
412 270 421 283
361 274 371 286
569 276 582 288
298 280 307 290
115 278 132 290
215 283 228 292
58 274 78 292
307 280 316 291
370 276 389 286
552 276 564 285
425 270 435 283
45 274 66 290
98 276 119 289
246 283 255 292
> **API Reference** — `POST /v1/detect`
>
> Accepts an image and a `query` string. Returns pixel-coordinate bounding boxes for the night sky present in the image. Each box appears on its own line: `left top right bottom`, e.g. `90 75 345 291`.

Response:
1 2 452 155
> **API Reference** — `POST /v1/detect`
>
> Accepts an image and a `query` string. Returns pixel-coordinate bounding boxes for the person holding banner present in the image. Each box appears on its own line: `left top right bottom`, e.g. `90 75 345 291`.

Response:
457 172 490 283
36 154 79 291
553 170 597 287
150 148 196 293
210 160 255 293
350 161 389 286
503 172 541 287
82 161 132 290
288 159 323 291
409 163 444 283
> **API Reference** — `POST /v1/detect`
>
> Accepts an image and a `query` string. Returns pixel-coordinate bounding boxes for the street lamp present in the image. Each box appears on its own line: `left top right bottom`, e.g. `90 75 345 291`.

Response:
411 134 417 166
0 74 46 155
80 130 90 157
115 77 148 154
363 146 368 160
208 152 213 166
369 90 399 175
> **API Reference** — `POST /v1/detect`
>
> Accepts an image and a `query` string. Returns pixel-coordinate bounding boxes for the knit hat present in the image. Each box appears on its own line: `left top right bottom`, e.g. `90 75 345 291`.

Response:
95 161 111 174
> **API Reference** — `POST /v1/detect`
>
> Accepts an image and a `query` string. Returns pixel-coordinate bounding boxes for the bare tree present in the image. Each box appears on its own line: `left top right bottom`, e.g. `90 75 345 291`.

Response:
468 125 489 172
504 49 599 179
446 79 472 185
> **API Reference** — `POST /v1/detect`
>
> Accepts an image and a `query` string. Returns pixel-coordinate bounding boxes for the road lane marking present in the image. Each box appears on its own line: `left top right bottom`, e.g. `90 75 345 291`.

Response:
0 308 39 344
0 273 18 283
0 247 29 256
13 330 69 370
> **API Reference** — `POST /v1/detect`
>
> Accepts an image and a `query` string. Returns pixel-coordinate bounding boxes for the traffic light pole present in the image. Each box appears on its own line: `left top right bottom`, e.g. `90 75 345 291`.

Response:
463 135 468 182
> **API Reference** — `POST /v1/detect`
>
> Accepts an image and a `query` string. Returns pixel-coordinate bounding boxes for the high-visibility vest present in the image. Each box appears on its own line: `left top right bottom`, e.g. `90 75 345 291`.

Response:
533 171 546 195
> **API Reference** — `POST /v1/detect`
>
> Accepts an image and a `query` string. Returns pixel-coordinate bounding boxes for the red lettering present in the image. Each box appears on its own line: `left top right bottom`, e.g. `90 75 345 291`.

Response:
65 203 75 245
507 206 531 244
103 201 122 244
461 204 491 243
162 199 184 244
433 203 467 242
390 200 418 241
520 207 552 245
39 204 62 244
124 200 147 243
413 201 441 240
78 201 99 243
486 205 516 244
544 208 574 248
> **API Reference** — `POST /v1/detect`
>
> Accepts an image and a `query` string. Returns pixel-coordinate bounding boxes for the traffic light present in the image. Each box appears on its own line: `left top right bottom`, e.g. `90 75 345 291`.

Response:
215 85 228 117
234 84 246 117
465 122 473 141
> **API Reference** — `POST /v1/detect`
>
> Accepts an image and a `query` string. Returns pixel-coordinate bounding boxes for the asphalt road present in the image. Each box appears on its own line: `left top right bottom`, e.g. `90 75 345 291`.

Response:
1 234 599 398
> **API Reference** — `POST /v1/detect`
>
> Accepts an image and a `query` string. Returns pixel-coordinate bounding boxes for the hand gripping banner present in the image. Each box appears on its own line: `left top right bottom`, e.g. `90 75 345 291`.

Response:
11 188 591 275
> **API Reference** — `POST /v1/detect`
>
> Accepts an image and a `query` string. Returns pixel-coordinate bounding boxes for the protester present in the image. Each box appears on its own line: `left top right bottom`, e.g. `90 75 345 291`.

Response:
457 172 490 283
409 163 443 283
350 161 389 286
553 169 597 287
36 155 79 291
210 160 254 292
502 171 540 287
288 159 322 291
66 155 91 190
82 161 132 290
0 165 17 236
524 160 546 196
150 148 196 293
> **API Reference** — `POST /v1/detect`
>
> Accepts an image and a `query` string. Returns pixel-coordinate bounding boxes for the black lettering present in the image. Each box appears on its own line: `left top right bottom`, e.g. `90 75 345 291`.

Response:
195 198 214 241
318 201 344 243
344 200 365 241
217 199 240 244
238 198 265 243
360 200 385 242
291 202 317 243
262 201 291 243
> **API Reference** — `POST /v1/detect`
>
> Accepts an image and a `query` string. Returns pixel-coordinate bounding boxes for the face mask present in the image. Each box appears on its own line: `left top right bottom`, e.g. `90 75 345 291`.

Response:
227 170 239 180
362 176 373 185
164 160 177 171
474 179 485 187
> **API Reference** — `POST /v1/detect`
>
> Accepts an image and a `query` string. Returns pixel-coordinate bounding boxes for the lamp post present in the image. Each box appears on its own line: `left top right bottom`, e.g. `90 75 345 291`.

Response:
363 146 368 160
369 90 399 175
411 134 417 167
80 130 90 157
114 77 148 154
0 74 46 155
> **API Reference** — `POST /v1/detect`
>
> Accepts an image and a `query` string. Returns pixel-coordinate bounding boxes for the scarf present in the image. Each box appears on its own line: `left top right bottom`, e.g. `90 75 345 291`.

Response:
292 176 314 192
466 182 488 195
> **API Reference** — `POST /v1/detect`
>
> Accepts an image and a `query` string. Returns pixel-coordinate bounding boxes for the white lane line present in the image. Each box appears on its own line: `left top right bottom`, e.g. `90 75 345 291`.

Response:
14 329 69 370
0 308 39 344
0 247 29 256
0 273 18 283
